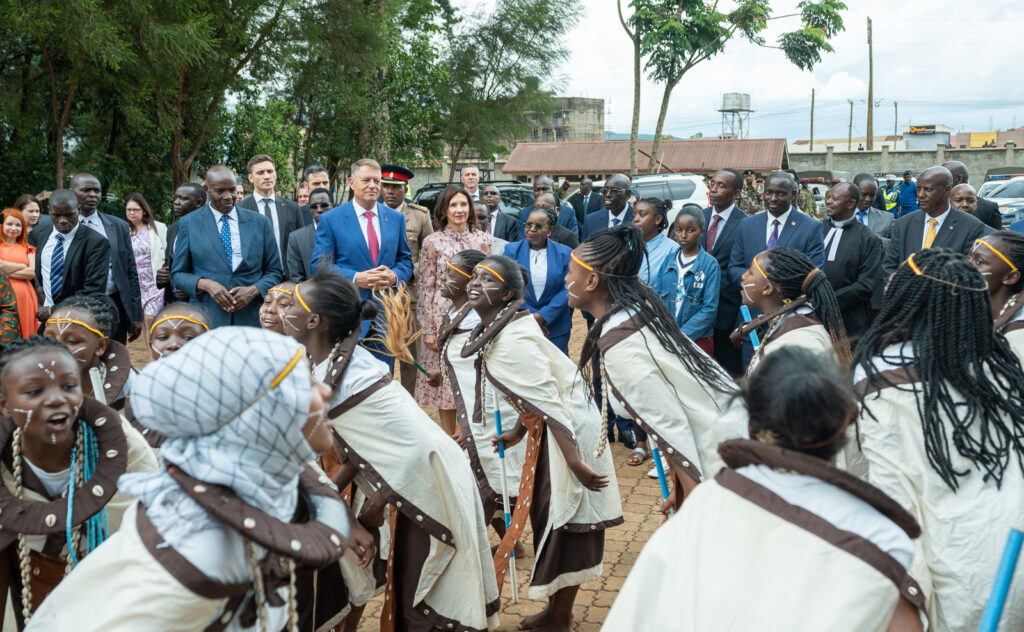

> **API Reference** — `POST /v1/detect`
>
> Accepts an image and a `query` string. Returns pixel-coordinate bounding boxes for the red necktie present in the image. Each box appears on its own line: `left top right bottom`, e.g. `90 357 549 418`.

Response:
706 214 721 251
364 211 379 265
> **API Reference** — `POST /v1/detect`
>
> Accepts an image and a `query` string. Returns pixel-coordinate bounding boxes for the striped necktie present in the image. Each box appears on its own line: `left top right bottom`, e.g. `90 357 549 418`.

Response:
50 233 65 300
766 219 781 249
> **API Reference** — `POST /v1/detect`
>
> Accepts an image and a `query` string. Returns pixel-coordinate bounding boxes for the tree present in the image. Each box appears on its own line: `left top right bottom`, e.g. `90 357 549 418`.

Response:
618 0 643 176
630 0 846 173
437 0 578 177
211 98 302 193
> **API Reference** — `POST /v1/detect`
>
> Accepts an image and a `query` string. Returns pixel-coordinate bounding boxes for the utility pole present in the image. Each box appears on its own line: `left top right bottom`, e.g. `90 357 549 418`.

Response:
848 99 854 150
894 101 898 136
866 17 874 150
810 89 815 152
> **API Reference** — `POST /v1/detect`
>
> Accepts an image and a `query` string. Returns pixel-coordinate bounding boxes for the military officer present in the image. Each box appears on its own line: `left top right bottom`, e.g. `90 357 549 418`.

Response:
737 168 763 215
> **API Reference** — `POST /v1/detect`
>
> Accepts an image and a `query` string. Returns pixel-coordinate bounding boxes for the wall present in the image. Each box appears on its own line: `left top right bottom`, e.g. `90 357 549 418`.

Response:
788 143 1023 187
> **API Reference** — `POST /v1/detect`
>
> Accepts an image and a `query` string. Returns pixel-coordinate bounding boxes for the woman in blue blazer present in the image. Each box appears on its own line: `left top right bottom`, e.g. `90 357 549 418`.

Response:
503 205 573 353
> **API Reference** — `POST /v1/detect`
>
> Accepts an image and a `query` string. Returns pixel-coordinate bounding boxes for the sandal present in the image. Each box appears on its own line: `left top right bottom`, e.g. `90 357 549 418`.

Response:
626 448 647 466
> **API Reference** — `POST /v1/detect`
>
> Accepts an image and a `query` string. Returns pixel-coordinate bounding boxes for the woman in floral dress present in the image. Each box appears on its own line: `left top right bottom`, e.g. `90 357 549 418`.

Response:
415 186 492 434
124 192 167 354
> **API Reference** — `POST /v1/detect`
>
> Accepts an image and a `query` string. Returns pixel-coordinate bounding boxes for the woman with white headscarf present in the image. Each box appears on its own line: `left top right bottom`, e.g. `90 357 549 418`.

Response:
26 327 357 632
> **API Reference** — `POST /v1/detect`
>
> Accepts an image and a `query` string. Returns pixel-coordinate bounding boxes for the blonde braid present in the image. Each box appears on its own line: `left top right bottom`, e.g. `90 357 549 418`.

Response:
12 428 33 624
64 424 85 576
245 541 269 632
594 360 610 458
286 558 299 632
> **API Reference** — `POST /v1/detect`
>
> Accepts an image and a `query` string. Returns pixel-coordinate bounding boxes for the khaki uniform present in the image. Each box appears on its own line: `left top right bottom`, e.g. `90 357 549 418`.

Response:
400 202 434 394
737 183 763 215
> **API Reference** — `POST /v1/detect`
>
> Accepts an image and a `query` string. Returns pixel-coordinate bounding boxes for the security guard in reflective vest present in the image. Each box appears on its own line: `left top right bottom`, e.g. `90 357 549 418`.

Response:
881 175 899 215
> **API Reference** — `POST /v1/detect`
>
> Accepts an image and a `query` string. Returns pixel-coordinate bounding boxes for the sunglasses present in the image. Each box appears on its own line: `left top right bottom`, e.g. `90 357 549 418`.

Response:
309 203 332 210
524 222 549 231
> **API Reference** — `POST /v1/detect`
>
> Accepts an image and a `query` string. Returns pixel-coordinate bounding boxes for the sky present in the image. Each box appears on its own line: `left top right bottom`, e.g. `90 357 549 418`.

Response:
467 0 1024 142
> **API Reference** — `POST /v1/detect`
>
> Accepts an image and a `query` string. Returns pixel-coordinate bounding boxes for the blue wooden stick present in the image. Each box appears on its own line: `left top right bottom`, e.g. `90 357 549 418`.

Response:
740 305 761 349
493 405 518 601
979 528 1023 632
650 446 670 500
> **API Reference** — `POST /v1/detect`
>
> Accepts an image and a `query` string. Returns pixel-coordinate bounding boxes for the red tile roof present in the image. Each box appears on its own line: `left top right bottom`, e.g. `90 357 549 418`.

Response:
502 138 789 174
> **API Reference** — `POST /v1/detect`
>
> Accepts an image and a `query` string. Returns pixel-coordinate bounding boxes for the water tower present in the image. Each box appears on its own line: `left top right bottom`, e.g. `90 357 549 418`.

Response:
719 93 752 139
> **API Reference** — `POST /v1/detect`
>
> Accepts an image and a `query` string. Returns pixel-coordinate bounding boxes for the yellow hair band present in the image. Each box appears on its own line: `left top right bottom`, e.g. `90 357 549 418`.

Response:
474 264 505 283
447 261 471 278
294 283 312 313
149 315 210 335
571 252 595 272
907 253 923 276
975 239 1018 272
270 348 304 388
269 286 293 295
753 256 768 280
906 252 986 292
47 317 104 339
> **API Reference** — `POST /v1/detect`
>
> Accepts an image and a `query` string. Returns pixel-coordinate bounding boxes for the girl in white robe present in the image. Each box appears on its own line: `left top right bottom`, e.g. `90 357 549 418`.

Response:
25 327 353 632
280 269 500 632
604 346 926 632
733 246 849 375
464 255 623 632
853 248 1024 631
566 223 746 511
430 250 527 560
970 231 1024 361
0 336 157 630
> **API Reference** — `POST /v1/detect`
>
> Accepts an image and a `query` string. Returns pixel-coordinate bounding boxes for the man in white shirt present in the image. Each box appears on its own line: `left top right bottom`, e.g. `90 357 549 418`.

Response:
460 165 481 200
239 154 303 273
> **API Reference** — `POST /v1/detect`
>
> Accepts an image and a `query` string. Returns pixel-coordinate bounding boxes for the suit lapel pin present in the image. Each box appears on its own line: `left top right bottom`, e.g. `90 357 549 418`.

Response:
790 221 796 226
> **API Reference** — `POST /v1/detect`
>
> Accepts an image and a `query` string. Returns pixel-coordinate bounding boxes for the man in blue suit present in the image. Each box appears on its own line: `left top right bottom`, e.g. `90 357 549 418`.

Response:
728 170 825 367
571 178 605 231
171 165 283 328
517 175 578 239
701 168 747 375
311 158 413 366
582 173 634 240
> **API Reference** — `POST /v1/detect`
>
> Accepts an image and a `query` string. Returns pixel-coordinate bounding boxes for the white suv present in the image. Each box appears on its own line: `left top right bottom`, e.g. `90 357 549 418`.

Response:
567 174 709 235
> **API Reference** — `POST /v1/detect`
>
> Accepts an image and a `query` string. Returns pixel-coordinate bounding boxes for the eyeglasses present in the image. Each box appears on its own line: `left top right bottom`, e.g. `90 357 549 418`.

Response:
481 191 500 196
309 203 332 210
524 222 549 231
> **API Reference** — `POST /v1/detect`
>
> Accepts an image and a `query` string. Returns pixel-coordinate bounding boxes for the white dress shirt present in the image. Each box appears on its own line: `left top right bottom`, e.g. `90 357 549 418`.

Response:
353 199 381 253
40 224 79 307
706 204 736 251
920 206 951 249
253 192 283 255
764 208 792 246
529 246 548 300
608 205 630 228
211 207 243 272
78 212 116 294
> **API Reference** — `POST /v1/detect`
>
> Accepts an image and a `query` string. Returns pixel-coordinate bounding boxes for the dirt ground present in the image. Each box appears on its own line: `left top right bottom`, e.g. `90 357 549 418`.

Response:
125 311 663 631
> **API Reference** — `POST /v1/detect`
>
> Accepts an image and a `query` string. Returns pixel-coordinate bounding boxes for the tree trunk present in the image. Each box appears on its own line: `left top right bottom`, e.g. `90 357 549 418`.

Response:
647 79 678 173
629 34 641 176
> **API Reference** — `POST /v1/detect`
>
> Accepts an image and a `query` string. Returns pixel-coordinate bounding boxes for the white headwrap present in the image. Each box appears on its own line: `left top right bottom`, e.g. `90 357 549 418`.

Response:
119 327 316 548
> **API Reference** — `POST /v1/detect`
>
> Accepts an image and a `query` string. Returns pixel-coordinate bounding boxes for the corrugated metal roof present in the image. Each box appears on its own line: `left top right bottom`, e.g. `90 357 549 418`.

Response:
502 138 788 175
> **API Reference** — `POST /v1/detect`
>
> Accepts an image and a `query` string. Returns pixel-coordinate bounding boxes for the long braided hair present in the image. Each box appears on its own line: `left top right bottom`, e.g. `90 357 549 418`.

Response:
853 247 1024 490
761 247 851 366
987 231 1024 294
578 224 733 394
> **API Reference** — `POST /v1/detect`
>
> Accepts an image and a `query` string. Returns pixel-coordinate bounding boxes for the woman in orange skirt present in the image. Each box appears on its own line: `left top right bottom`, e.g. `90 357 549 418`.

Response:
0 209 36 337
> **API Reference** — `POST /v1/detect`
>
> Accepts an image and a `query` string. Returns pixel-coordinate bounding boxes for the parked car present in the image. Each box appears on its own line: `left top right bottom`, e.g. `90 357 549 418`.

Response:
565 173 709 235
987 178 1024 227
410 181 533 217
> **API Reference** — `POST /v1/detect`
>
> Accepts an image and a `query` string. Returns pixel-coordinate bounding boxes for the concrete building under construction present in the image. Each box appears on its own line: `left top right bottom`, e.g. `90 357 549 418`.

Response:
526 97 604 143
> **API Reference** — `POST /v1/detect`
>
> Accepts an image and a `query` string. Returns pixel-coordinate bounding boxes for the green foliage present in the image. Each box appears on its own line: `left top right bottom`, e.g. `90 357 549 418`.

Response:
213 99 302 193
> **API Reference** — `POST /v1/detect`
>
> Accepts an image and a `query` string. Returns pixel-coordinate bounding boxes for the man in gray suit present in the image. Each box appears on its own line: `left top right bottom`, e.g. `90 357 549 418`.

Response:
943 160 1003 230
883 166 989 278
286 187 332 282
239 153 304 276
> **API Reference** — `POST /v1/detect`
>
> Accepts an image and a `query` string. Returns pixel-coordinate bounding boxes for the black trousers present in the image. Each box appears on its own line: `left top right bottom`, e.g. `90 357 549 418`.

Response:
712 328 742 377
109 291 130 345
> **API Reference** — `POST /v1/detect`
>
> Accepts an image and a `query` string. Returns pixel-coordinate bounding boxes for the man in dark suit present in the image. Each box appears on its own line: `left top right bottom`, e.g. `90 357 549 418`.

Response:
700 168 746 375
853 173 894 313
310 158 413 366
298 165 331 226
171 165 283 328
582 173 633 240
287 187 332 282
239 154 304 277
943 160 1002 230
729 171 825 367
69 172 142 343
156 182 207 304
517 176 578 239
480 185 519 243
883 166 989 278
821 182 881 337
571 178 604 231
29 189 110 329
534 193 579 248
